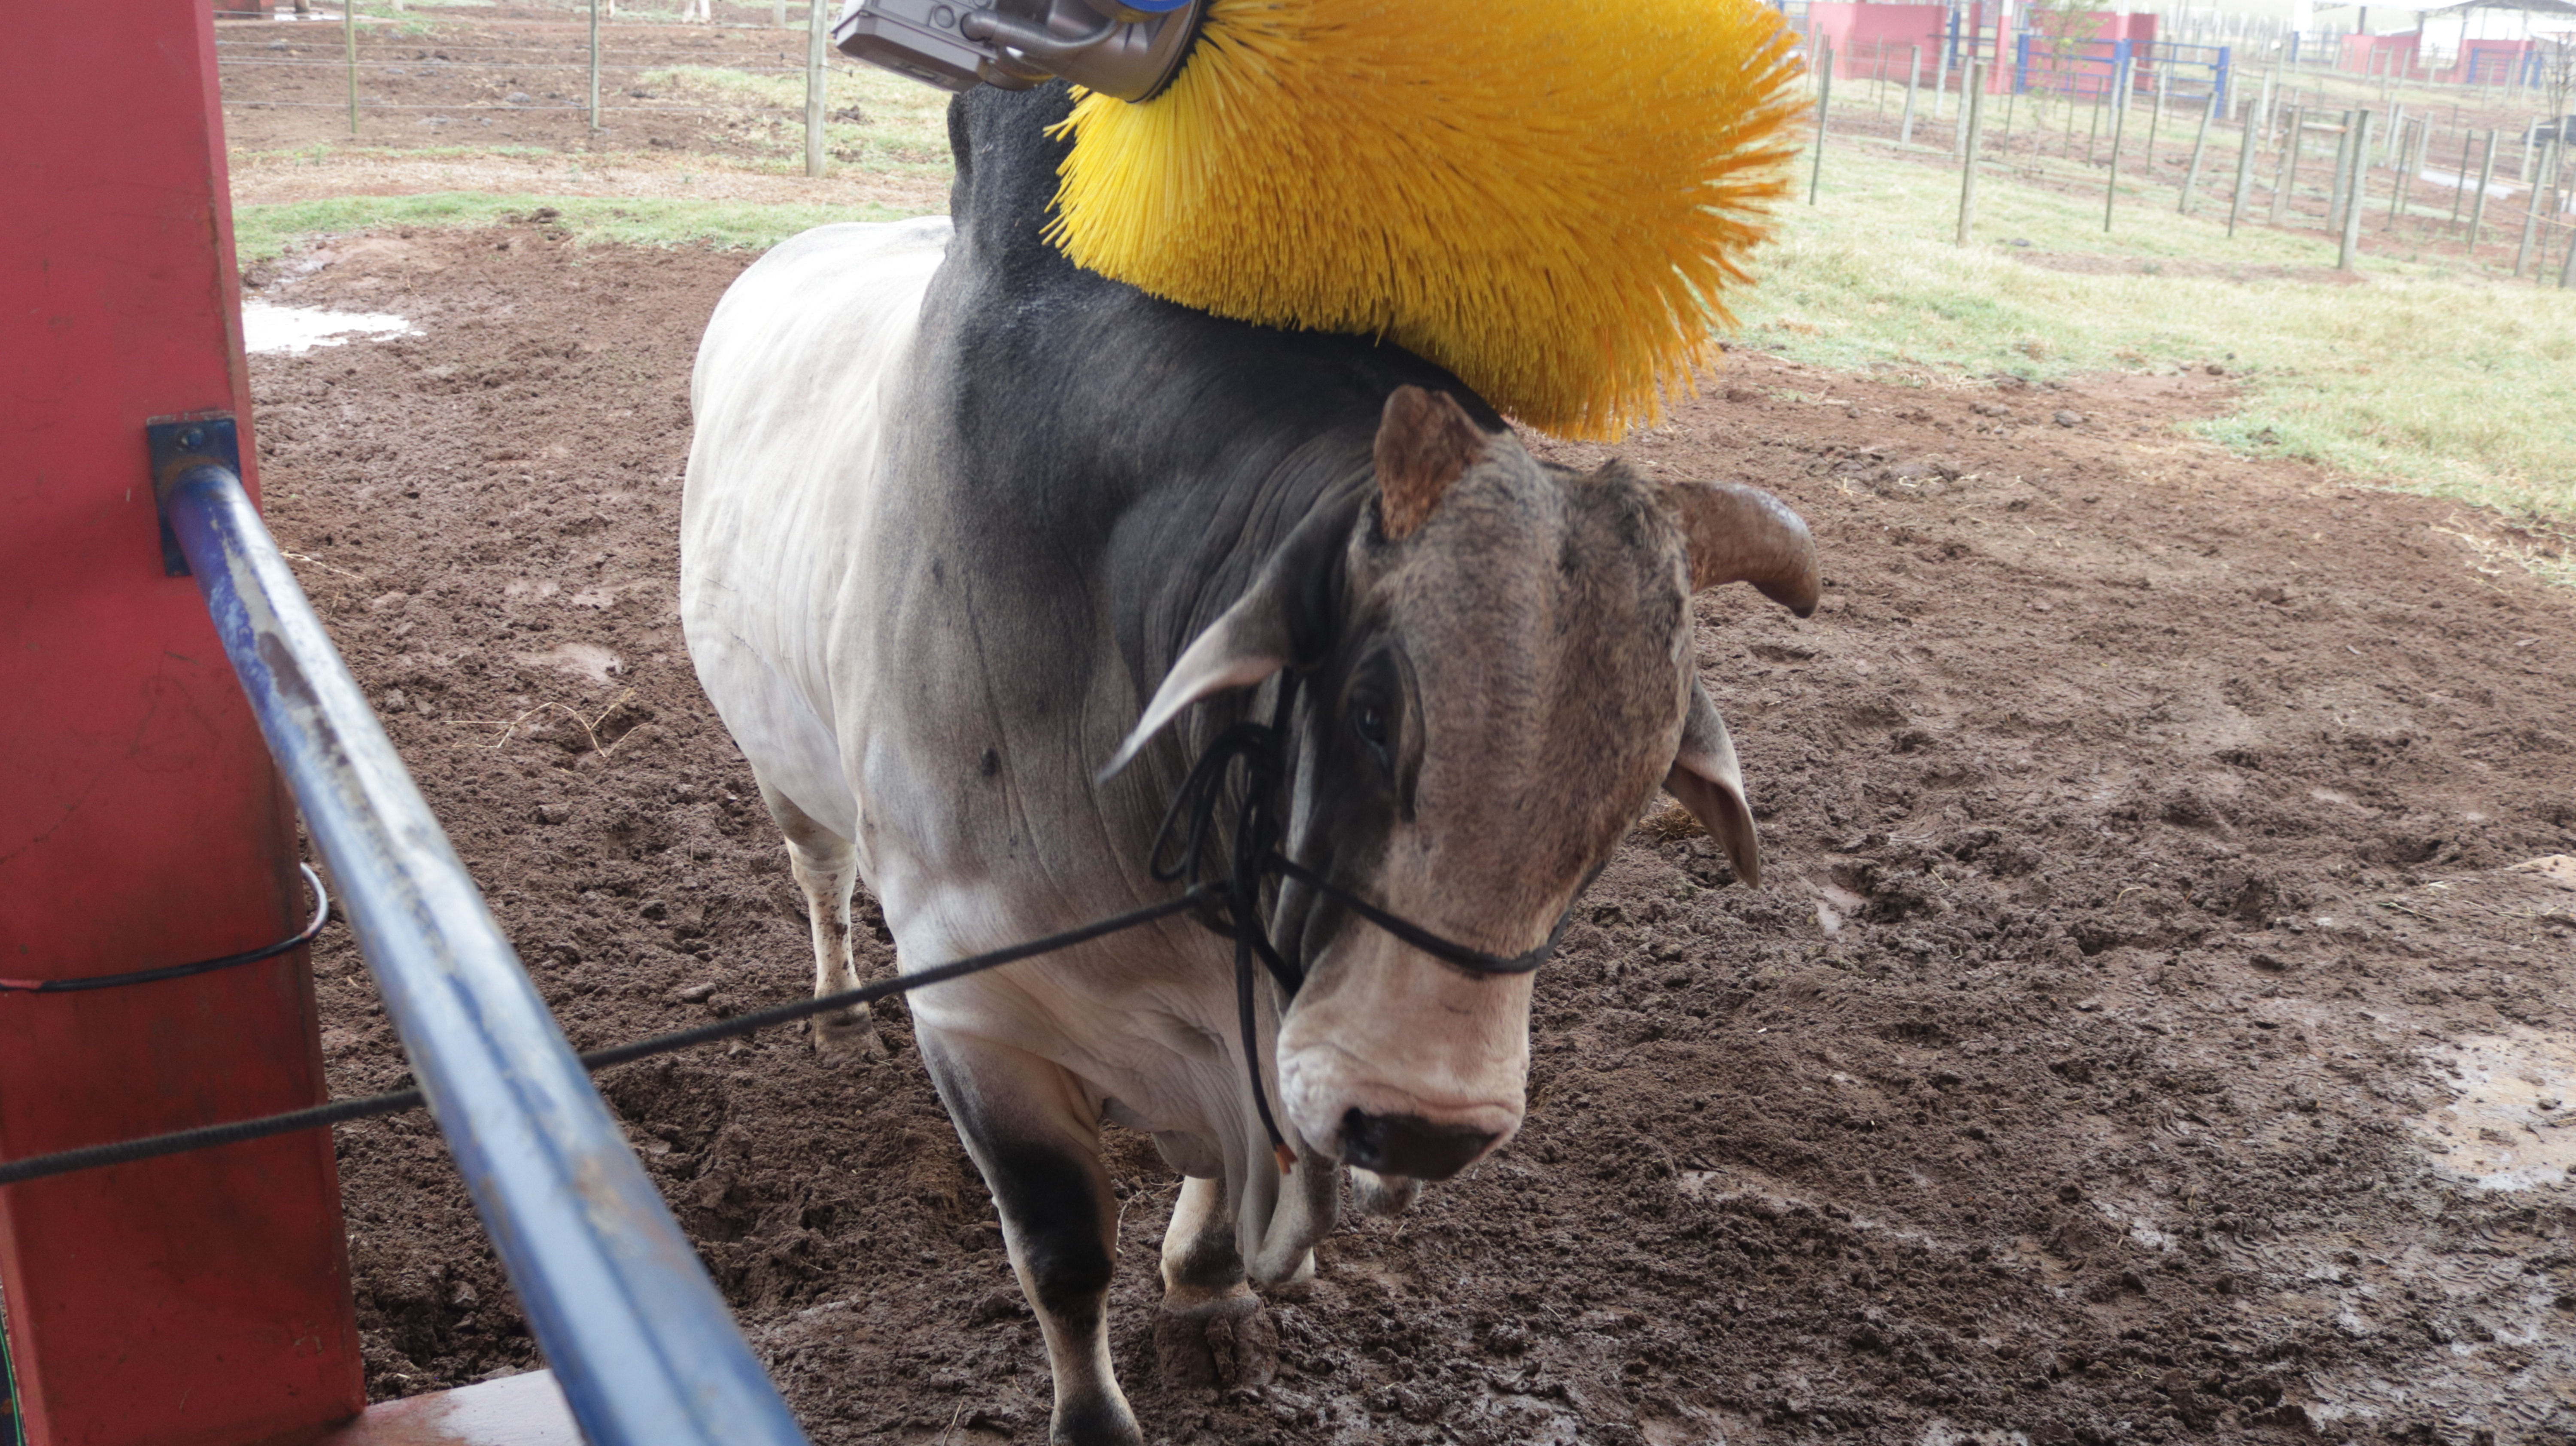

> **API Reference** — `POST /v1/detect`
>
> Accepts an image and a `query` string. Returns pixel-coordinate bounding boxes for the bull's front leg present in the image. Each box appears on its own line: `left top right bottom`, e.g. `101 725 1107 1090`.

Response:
917 1029 1139 1446
1154 1174 1278 1391
756 781 884 1060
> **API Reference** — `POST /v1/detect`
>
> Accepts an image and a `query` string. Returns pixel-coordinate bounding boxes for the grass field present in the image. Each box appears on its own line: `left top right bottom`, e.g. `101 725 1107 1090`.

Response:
231 128 2576 545
233 191 924 262
1743 143 2576 527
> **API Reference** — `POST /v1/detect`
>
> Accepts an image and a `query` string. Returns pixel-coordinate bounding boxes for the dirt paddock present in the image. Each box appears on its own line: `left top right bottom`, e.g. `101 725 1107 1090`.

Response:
247 221 2576 1446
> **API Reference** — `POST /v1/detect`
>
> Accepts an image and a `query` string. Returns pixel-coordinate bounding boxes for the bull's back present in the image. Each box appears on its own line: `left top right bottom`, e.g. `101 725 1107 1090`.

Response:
680 216 953 840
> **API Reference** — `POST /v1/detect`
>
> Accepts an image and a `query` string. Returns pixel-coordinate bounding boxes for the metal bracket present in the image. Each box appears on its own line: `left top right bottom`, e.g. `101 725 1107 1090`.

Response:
146 413 240 578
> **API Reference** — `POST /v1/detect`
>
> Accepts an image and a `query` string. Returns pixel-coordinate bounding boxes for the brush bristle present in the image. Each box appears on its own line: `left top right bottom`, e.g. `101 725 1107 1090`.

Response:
1046 0 1807 440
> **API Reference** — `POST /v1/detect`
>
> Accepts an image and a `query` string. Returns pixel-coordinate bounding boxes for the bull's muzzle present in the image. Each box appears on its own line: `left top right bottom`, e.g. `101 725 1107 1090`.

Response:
1337 1108 1498 1182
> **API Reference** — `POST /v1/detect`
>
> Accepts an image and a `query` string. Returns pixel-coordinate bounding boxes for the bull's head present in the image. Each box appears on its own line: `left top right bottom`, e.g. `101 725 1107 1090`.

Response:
1109 386 1818 1184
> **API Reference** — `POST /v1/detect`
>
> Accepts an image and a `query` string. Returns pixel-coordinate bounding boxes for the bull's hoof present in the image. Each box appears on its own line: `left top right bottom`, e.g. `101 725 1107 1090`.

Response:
1153 1290 1277 1392
811 1005 885 1062
1048 1391 1143 1446
1350 1167 1422 1218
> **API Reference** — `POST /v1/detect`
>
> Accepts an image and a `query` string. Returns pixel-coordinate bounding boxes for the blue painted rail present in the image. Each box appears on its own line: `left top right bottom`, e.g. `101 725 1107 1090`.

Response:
155 430 811 1446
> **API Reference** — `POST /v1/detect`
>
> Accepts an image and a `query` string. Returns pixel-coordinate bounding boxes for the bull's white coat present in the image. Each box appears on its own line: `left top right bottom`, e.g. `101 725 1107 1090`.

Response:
681 218 1335 1290
684 219 947 848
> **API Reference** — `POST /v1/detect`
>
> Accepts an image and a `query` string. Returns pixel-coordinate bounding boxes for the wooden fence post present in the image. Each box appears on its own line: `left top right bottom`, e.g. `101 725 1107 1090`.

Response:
589 0 601 132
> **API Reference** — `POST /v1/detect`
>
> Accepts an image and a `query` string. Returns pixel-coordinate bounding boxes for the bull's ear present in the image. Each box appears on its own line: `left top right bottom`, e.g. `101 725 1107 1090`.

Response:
1099 582 1294 781
1664 676 1761 887
1664 480 1822 616
1376 386 1487 541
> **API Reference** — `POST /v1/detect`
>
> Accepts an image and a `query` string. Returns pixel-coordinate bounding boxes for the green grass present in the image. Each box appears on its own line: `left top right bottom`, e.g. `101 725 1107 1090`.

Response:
1736 143 2576 529
232 192 929 262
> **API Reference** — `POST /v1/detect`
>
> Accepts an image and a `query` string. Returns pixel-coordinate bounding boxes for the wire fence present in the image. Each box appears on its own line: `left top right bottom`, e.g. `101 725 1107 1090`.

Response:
216 2 2576 279
215 2 853 171
1797 30 2576 282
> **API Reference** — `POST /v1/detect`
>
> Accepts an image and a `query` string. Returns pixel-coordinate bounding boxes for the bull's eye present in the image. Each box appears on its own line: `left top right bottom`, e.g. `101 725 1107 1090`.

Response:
1350 698 1390 750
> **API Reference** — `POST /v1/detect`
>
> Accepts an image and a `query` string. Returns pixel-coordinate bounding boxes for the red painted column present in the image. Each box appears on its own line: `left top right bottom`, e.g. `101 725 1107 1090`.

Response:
0 3 367 1444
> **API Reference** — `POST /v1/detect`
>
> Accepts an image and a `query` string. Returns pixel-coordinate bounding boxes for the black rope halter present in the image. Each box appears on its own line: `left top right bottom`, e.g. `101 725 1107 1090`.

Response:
1145 671 1577 1171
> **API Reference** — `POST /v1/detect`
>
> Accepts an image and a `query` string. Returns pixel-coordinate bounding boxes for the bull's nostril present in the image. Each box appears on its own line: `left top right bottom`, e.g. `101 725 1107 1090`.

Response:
1337 1107 1498 1182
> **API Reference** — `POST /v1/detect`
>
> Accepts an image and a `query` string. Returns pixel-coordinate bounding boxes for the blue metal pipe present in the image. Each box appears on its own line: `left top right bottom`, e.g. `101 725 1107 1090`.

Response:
160 462 810 1446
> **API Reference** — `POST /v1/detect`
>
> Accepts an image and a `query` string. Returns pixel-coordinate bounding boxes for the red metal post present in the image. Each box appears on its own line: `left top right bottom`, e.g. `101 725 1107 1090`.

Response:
0 3 367 1444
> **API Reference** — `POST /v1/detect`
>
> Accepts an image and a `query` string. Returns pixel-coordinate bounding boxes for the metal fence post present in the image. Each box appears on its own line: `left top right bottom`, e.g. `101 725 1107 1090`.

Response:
345 3 358 137
2514 137 2552 274
2104 58 2130 230
2387 116 2411 227
2150 65 2167 152
1958 60 1987 244
2181 92 2214 211
2451 128 2476 234
2272 104 2301 224
1811 40 1834 203
2339 109 2370 270
1901 44 1921 146
805 0 828 179
2327 109 2353 232
2470 129 2498 252
2228 94 2259 234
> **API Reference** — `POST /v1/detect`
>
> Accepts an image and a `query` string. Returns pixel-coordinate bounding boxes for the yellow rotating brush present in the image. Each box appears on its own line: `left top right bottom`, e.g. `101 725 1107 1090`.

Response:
1045 0 1807 440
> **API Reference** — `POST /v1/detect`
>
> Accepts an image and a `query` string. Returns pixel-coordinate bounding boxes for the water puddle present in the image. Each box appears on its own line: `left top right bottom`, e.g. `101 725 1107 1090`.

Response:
2409 1027 2576 1191
242 302 417 355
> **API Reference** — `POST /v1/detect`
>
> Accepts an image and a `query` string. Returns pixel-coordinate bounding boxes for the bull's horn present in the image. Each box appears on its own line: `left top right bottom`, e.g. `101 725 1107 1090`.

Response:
1665 480 1821 616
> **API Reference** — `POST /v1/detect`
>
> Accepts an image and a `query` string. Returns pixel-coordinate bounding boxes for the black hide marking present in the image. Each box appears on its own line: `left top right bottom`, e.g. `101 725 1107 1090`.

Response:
986 1140 1116 1319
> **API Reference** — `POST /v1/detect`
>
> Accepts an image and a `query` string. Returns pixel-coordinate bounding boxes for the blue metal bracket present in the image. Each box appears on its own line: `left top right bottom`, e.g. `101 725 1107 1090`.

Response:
146 413 241 578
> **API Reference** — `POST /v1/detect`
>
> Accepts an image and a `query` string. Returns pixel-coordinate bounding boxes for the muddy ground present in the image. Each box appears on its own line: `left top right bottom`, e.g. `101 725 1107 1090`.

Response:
244 221 2576 1445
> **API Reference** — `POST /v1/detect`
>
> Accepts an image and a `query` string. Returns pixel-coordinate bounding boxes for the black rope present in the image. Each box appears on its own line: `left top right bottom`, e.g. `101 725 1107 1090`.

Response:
1267 854 1574 976
1148 674 1306 1168
0 886 1219 1191
0 864 331 994
0 679 1582 1192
